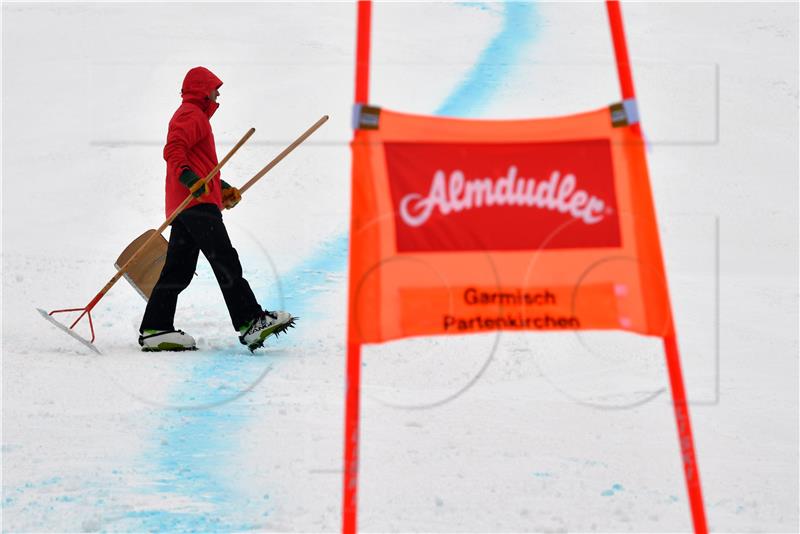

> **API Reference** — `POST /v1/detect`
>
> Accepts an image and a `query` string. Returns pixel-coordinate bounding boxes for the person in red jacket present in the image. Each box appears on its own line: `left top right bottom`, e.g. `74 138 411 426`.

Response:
139 66 293 352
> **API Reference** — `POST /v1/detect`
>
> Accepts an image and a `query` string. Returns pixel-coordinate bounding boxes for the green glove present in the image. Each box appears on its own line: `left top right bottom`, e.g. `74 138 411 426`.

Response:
179 168 208 198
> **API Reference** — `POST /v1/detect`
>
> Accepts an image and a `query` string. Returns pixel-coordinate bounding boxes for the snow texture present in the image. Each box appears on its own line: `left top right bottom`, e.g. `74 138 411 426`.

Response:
2 1 798 532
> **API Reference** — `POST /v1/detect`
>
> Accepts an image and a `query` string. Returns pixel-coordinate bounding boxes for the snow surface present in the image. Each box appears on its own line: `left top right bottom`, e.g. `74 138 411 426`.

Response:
2 1 798 532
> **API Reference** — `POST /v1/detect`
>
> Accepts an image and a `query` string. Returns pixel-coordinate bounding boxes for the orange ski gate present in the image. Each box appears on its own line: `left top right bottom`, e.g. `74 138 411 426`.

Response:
342 2 708 532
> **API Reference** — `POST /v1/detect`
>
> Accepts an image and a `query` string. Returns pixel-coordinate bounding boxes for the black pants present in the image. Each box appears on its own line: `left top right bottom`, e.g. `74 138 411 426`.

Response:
140 204 261 333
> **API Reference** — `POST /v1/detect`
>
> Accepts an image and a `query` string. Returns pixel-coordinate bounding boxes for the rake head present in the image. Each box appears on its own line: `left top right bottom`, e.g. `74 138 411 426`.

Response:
37 307 101 355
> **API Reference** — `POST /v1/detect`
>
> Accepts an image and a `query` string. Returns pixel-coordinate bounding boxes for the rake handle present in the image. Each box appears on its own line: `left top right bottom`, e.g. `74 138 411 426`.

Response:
239 115 329 195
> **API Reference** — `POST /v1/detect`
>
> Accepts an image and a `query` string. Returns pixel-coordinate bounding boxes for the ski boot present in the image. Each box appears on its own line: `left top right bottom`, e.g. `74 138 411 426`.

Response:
139 329 197 352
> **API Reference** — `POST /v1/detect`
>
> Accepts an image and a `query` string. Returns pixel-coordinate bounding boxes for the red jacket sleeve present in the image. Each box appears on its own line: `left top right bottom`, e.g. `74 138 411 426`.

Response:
163 106 209 176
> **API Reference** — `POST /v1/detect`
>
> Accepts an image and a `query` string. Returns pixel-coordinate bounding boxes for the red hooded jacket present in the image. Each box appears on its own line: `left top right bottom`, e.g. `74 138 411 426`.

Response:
163 66 224 217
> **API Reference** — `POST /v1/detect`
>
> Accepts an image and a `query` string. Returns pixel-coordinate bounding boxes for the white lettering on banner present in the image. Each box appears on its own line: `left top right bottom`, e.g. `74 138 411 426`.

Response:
399 166 609 228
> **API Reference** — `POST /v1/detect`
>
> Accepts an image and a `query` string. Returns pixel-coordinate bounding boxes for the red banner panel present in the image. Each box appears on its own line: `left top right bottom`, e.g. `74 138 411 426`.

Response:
385 140 621 252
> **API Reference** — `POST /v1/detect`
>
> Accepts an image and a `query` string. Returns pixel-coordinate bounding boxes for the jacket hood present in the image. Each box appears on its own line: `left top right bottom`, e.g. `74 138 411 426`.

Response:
181 66 223 117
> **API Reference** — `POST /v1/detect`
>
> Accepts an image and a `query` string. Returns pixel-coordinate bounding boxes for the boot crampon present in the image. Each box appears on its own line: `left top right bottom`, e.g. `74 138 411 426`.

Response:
239 310 297 352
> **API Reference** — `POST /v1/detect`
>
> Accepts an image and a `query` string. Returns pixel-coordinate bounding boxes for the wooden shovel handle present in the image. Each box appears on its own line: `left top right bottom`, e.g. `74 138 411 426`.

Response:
239 115 328 195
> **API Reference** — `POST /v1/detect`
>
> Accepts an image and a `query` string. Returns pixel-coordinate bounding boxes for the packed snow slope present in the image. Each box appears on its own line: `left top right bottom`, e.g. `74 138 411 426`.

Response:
2 2 798 532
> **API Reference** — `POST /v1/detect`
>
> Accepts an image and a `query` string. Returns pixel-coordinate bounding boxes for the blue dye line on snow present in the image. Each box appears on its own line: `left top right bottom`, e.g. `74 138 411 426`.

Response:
601 483 624 497
436 1 538 118
125 235 349 531
122 1 537 530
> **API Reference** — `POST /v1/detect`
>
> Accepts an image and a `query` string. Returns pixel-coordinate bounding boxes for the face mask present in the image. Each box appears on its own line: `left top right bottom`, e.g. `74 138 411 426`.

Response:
207 100 220 118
